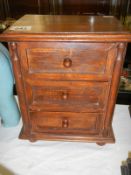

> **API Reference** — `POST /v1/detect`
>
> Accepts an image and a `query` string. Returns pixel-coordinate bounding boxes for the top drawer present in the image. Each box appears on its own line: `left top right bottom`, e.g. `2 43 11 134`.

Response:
18 42 117 79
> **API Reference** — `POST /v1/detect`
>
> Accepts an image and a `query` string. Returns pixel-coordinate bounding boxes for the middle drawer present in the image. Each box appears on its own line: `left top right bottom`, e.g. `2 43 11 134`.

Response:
25 80 110 113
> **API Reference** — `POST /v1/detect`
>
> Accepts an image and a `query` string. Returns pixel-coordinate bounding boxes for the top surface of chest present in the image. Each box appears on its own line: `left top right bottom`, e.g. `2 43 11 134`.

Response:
0 15 131 42
4 15 130 33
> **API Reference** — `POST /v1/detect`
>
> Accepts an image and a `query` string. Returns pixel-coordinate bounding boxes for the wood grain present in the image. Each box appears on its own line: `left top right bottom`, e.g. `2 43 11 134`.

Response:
0 15 131 145
0 15 131 42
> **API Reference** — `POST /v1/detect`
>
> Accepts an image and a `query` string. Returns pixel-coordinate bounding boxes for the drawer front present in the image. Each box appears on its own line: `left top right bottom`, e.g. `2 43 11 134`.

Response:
30 112 103 135
25 81 110 112
18 42 117 78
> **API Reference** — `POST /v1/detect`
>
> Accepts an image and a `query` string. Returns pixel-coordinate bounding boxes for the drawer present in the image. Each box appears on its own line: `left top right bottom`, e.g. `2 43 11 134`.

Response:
30 112 103 135
18 42 117 79
25 81 110 112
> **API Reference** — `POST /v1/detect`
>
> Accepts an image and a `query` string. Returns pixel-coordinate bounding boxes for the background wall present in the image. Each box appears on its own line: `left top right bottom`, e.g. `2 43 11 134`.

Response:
0 0 130 20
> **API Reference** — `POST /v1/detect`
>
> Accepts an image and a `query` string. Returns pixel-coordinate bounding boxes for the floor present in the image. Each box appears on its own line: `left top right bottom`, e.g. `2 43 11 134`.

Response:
0 104 131 175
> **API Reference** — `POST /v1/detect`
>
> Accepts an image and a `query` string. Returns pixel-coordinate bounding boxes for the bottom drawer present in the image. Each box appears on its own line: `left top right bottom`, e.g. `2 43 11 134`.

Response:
30 112 103 135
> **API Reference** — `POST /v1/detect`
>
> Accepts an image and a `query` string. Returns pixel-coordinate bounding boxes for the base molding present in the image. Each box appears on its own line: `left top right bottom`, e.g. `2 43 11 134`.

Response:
19 126 115 145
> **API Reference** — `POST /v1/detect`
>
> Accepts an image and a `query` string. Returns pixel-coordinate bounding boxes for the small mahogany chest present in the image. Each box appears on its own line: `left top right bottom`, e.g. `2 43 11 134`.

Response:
0 15 131 145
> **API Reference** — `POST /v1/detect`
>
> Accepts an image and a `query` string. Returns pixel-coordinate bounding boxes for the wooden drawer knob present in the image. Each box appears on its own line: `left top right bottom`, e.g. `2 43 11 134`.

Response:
62 119 68 128
62 92 68 100
63 58 72 68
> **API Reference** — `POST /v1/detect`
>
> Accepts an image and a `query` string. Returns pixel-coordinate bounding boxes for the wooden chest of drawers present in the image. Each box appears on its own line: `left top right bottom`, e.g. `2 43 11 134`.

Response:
1 15 131 145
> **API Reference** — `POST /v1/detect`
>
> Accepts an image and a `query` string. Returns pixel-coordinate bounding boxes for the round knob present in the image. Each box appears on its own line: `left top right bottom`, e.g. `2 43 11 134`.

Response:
63 58 72 68
62 92 68 100
62 119 68 128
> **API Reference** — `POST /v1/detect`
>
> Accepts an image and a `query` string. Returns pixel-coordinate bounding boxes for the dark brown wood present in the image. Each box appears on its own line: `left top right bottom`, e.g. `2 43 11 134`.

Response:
0 15 131 42
59 0 110 15
104 43 128 137
30 112 103 135
96 142 106 146
19 42 116 75
8 42 31 137
0 15 131 145
0 0 6 20
24 80 110 113
0 0 116 20
8 0 50 19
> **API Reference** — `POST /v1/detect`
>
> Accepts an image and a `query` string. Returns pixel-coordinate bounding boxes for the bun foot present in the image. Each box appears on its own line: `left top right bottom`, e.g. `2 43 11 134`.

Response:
29 138 37 142
96 142 106 146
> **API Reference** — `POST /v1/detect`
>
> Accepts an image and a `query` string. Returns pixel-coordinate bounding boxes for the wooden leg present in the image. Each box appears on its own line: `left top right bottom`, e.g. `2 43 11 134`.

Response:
96 142 106 146
29 138 37 142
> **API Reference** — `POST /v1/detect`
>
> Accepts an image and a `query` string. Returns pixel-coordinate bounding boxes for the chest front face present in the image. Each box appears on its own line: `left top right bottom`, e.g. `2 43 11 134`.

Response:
8 40 126 145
